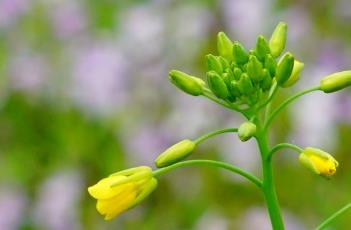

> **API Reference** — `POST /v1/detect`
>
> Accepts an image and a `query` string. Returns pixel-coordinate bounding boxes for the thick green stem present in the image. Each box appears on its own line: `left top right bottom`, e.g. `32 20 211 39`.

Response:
256 130 285 230
153 159 262 188
315 202 351 230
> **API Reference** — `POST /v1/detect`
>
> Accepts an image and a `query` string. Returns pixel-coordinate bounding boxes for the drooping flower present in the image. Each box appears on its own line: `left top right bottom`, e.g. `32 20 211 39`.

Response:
298 147 338 178
88 166 157 220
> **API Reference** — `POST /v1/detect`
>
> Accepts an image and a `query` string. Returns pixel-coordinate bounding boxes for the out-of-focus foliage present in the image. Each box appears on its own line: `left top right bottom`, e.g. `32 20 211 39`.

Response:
0 0 350 229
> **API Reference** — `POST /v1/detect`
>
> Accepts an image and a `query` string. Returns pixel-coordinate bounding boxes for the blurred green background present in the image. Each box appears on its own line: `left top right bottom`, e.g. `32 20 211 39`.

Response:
0 0 350 229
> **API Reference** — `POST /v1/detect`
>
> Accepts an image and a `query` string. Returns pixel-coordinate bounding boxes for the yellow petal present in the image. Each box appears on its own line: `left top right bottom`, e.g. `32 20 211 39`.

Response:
96 187 137 220
310 155 336 176
88 176 129 199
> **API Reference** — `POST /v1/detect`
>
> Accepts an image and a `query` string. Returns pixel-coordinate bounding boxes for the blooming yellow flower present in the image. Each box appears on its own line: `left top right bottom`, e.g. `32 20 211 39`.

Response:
299 147 339 178
88 166 157 220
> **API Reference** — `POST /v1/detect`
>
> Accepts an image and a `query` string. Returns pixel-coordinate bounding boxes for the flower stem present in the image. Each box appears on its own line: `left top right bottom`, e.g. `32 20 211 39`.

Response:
152 159 262 188
256 129 285 230
264 86 321 130
315 202 351 230
268 143 303 160
194 128 238 145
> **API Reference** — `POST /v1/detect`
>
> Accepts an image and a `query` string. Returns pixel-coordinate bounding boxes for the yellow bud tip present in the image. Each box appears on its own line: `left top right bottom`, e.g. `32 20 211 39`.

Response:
88 166 157 220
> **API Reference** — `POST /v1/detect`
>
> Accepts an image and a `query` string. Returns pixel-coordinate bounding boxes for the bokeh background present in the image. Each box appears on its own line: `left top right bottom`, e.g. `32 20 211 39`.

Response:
0 0 350 229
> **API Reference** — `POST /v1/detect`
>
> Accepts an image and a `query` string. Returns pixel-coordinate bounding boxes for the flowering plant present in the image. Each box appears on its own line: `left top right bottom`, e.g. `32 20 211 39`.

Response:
88 22 351 229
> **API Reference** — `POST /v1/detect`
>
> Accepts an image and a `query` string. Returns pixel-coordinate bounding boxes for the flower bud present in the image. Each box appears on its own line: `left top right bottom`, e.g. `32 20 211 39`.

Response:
207 71 230 99
169 70 205 96
264 54 277 76
229 81 241 97
275 52 294 86
155 139 196 168
206 54 223 73
261 69 272 91
282 60 304 87
238 122 257 141
247 55 264 83
269 22 287 57
320 71 351 93
218 56 230 70
233 41 249 65
217 32 234 61
299 147 338 178
233 67 242 80
238 73 254 95
255 35 271 61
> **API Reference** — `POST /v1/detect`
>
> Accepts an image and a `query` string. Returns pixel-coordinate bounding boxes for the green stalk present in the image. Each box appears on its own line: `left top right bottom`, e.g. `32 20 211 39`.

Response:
315 202 351 230
153 159 262 188
194 128 238 145
256 127 285 230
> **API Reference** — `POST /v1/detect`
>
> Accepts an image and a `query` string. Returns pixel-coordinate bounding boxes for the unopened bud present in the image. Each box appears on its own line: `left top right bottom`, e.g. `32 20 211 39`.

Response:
320 71 351 93
238 73 254 95
169 70 205 96
275 53 294 86
238 122 257 141
229 81 241 97
299 147 338 178
255 35 271 61
269 22 287 57
247 55 264 83
155 139 196 168
206 54 223 73
233 41 249 65
264 54 277 76
217 32 234 61
261 69 272 91
282 60 304 87
207 71 230 99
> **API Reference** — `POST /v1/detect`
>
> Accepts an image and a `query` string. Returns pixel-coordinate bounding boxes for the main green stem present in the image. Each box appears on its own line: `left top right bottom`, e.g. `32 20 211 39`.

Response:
256 127 285 230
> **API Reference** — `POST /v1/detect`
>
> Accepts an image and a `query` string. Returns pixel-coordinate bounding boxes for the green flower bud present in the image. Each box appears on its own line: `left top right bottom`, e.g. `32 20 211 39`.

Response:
229 81 241 97
264 54 277 76
233 41 249 65
269 22 287 58
299 147 338 178
217 32 234 61
282 60 304 87
206 54 223 73
238 122 257 141
261 69 272 91
320 71 351 93
155 139 196 168
238 73 254 95
218 56 230 70
275 52 294 86
207 71 230 99
247 55 264 83
255 35 271 61
169 70 205 96
233 67 242 80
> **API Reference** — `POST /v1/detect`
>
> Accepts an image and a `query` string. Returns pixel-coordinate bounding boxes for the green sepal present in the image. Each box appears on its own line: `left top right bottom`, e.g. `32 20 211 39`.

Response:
169 70 205 96
282 60 304 87
206 54 223 73
275 52 295 86
238 73 254 95
264 54 277 76
269 22 287 57
229 81 242 97
261 69 272 91
207 71 230 99
218 56 230 70
255 35 271 61
246 55 264 83
233 41 249 65
217 32 234 61
233 67 242 80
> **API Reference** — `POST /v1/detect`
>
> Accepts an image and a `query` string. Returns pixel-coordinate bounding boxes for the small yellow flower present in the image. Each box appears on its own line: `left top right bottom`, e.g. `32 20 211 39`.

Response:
88 166 157 220
299 147 339 178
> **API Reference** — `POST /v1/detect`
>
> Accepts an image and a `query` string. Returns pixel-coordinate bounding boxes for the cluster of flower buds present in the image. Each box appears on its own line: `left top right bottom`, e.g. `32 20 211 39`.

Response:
169 22 304 108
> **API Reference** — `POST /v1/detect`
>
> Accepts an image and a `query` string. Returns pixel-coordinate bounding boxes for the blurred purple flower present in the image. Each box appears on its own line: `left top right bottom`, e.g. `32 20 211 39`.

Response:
33 170 83 230
48 1 87 39
195 211 228 230
0 0 29 28
9 52 49 93
0 186 27 230
70 40 128 114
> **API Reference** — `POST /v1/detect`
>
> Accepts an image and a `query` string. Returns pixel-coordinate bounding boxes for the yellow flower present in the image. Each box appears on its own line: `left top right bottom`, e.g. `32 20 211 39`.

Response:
299 147 339 178
88 166 157 220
